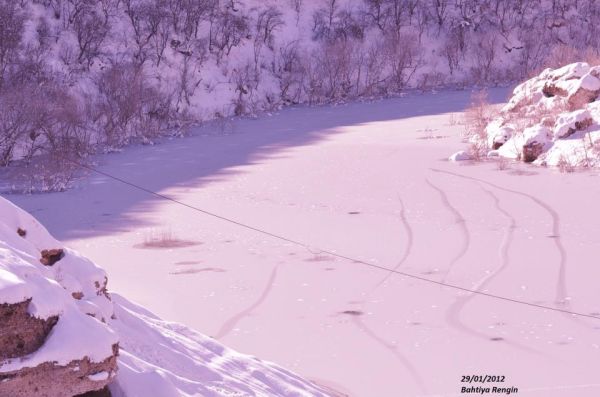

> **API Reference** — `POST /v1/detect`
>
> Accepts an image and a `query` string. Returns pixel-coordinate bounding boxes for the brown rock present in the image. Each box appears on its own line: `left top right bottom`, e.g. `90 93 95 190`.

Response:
72 292 84 300
523 142 545 163
542 83 567 98
75 386 112 397
560 117 594 139
0 344 119 397
40 249 65 266
568 87 599 110
0 300 59 361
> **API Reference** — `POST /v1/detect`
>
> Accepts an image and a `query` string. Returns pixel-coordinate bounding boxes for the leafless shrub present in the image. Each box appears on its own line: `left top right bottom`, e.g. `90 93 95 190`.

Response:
312 0 338 41
307 39 360 102
361 40 387 96
443 33 462 76
417 71 445 92
231 62 260 115
544 44 579 69
255 6 283 50
96 62 172 147
0 2 26 88
290 0 302 23
137 228 201 249
0 87 37 166
175 42 207 108
496 156 510 170
123 0 168 65
470 32 497 84
210 5 249 63
312 0 364 42
557 154 575 173
0 80 93 192
251 6 282 74
582 48 600 67
73 7 108 68
382 31 422 91
463 90 495 160
431 0 449 31
273 40 305 104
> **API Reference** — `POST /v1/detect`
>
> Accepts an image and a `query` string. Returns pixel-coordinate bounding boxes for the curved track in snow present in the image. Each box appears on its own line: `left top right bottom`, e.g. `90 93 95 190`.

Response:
429 169 569 306
369 195 414 291
351 315 427 394
425 178 471 282
444 185 542 355
215 265 279 339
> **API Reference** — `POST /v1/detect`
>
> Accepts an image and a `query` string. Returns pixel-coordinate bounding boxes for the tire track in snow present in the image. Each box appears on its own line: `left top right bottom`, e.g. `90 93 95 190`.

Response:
445 186 542 355
426 178 470 282
429 169 568 306
369 195 413 291
346 195 425 393
215 265 279 340
351 315 427 394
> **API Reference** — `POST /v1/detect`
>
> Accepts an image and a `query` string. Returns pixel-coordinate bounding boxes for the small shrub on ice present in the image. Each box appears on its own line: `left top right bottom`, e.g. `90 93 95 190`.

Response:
463 90 496 160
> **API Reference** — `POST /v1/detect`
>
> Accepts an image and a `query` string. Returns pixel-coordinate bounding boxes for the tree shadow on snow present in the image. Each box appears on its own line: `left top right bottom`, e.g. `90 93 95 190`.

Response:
8 87 511 240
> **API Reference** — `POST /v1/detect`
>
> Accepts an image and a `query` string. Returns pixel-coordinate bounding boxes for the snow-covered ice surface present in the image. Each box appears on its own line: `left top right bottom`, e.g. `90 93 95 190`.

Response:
9 89 600 397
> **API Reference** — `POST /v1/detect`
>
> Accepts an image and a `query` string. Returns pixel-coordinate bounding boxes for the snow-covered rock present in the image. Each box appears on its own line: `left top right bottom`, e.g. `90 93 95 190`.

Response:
482 62 600 167
0 197 119 396
449 150 472 161
0 196 330 397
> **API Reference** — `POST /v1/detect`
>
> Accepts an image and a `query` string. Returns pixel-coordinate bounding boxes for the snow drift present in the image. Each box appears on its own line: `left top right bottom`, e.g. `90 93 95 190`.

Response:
480 62 600 168
0 195 329 397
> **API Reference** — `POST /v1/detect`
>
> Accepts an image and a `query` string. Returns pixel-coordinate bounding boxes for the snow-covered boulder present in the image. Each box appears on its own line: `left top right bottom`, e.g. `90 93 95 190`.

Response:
485 118 515 149
553 109 593 139
481 62 600 167
0 196 330 397
449 150 472 161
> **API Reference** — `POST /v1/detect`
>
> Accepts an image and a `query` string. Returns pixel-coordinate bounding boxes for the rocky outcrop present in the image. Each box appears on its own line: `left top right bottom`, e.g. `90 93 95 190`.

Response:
481 62 600 167
0 300 58 361
40 248 65 266
1 200 119 397
76 386 113 397
0 345 118 397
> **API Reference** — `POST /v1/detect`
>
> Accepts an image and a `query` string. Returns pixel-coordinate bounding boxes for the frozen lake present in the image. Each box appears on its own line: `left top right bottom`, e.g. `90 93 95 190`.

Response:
10 89 600 397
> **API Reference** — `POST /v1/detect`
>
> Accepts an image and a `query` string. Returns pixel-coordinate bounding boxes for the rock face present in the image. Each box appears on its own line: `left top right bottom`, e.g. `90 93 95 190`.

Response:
0 346 118 397
483 62 600 167
0 300 58 361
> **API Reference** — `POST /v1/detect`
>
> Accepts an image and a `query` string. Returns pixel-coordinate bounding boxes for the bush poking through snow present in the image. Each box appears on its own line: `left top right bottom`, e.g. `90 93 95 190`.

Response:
462 90 497 160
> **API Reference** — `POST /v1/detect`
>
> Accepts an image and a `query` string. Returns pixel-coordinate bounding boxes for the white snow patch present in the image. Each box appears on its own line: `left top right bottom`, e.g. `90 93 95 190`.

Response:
449 151 472 161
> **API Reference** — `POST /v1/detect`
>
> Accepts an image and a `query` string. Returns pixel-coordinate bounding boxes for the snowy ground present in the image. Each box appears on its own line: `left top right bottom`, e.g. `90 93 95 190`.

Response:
8 89 600 397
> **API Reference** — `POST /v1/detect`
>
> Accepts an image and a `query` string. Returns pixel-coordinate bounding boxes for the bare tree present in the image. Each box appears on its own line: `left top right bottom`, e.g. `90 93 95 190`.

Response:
209 5 249 63
273 40 305 104
123 0 168 65
0 1 25 88
255 6 283 50
383 31 422 90
73 8 108 68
